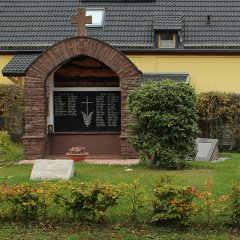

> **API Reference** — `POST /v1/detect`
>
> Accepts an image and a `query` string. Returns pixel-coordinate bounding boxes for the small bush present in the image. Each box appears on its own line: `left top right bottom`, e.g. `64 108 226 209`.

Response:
0 183 41 221
128 80 199 169
56 181 122 222
196 179 229 226
0 131 23 161
121 179 148 223
229 184 240 226
152 177 198 225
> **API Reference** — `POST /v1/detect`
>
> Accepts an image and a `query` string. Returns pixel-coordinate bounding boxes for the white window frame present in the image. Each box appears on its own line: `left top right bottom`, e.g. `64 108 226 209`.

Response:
158 32 176 48
86 8 105 28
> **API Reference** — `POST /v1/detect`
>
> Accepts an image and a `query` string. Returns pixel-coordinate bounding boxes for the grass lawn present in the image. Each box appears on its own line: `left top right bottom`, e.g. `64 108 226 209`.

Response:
0 152 240 239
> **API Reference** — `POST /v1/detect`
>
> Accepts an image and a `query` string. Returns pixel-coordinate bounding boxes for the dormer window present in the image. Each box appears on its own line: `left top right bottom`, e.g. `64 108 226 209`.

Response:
158 32 176 48
86 9 105 27
153 15 182 49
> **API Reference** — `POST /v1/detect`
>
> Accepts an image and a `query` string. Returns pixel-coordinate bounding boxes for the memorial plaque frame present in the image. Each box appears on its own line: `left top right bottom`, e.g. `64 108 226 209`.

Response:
53 91 121 133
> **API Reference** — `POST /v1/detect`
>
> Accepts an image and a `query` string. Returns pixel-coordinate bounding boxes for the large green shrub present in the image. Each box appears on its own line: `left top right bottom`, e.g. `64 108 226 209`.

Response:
0 84 24 138
127 80 199 169
197 92 240 150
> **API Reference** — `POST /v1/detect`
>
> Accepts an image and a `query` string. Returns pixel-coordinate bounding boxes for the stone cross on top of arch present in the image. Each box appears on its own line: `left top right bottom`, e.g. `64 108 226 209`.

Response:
71 7 92 36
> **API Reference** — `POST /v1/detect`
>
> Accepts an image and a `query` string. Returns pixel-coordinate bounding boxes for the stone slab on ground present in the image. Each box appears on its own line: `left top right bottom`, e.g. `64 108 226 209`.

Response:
30 159 74 180
196 138 218 161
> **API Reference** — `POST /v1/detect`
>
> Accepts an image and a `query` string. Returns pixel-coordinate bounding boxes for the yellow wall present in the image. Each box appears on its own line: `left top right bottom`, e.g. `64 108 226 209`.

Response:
1 54 240 93
128 55 240 93
0 55 14 84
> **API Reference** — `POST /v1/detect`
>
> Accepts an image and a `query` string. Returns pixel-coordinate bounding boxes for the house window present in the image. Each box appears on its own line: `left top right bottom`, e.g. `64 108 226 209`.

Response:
158 33 176 48
86 9 105 27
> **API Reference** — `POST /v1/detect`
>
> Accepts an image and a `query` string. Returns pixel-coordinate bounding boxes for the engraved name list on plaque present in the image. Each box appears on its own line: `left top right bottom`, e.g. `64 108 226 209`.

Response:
53 91 121 132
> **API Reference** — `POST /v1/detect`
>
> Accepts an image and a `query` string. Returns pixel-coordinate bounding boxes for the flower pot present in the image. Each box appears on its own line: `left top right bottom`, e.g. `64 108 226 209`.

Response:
66 153 89 162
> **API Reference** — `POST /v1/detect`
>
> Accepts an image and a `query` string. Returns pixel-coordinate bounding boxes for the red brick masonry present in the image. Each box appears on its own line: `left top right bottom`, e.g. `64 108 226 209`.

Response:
23 36 141 159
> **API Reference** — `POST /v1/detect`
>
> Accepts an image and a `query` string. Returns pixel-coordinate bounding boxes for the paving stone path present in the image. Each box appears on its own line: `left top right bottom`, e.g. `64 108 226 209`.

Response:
19 159 140 165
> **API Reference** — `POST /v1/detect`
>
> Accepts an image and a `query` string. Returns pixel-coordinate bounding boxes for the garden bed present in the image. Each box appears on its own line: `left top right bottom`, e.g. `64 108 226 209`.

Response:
0 153 240 239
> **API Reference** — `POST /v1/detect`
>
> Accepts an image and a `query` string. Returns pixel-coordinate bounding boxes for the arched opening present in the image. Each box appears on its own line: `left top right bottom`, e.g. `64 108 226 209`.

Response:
47 55 121 156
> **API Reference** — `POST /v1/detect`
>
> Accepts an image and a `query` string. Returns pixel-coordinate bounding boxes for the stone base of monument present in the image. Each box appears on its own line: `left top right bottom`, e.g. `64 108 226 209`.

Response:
30 159 74 180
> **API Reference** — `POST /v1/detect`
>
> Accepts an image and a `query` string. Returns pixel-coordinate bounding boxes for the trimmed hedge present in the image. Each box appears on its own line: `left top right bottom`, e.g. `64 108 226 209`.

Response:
0 179 238 227
0 84 24 140
197 92 240 150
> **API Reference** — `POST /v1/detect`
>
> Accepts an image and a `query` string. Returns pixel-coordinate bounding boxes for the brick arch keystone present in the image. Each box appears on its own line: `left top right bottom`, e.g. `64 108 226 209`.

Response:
22 36 142 159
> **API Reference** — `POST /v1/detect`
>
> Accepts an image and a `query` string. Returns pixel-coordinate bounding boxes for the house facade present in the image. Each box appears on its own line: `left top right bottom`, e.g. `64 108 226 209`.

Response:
1 0 240 158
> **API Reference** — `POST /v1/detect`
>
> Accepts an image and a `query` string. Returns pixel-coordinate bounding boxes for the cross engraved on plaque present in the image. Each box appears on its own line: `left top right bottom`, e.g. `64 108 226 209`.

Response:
81 96 94 127
71 7 92 36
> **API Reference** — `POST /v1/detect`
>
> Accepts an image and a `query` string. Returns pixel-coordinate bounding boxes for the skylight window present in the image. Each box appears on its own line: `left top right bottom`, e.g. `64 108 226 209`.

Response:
86 9 105 27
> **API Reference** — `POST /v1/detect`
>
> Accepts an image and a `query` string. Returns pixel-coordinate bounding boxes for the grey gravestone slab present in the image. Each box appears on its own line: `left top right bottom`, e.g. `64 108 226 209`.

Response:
30 159 74 180
196 138 218 161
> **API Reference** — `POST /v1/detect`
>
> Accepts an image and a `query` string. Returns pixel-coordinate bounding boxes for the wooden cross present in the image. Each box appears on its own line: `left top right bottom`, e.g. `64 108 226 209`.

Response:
71 7 92 36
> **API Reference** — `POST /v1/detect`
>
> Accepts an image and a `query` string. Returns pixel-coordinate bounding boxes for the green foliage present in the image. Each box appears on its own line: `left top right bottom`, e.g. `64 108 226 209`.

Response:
197 179 229 226
197 92 240 150
36 181 61 222
0 131 23 161
0 84 24 135
56 181 122 222
128 80 199 169
0 183 41 221
0 176 239 228
229 183 240 226
121 179 148 223
152 176 198 225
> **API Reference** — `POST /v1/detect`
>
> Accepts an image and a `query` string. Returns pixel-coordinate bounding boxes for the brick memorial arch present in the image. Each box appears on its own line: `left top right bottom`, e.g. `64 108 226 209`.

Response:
22 36 141 159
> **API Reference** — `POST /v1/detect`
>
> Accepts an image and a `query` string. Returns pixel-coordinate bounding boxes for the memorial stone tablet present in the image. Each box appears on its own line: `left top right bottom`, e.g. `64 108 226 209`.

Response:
30 159 74 180
54 91 121 132
196 138 218 161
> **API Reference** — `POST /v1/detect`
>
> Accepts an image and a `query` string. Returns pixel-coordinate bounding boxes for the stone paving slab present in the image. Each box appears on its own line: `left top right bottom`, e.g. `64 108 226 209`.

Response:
19 159 140 165
30 159 74 180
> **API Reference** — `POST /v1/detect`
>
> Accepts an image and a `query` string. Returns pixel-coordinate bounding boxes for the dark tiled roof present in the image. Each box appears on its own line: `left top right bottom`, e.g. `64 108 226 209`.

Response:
2 54 40 76
3 54 190 82
153 15 182 31
1 0 240 51
142 73 189 83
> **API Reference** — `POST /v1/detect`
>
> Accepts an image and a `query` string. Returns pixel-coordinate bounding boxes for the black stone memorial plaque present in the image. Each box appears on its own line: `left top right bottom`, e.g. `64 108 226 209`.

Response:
53 91 121 132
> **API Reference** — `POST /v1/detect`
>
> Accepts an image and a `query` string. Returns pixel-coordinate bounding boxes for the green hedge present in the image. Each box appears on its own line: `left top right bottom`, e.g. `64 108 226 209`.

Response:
197 92 240 151
0 84 24 140
0 178 239 227
0 131 23 161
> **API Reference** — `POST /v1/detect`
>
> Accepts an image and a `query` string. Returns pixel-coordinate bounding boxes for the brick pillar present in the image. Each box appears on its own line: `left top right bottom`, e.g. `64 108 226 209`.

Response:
22 136 47 159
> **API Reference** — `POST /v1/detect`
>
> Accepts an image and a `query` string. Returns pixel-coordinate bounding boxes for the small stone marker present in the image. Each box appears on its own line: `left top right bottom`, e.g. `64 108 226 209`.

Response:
30 159 74 180
196 138 218 161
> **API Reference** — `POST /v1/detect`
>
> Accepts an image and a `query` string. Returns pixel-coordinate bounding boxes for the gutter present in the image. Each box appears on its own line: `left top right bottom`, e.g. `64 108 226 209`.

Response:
2 42 240 54
120 48 240 54
0 50 44 54
3 48 240 55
